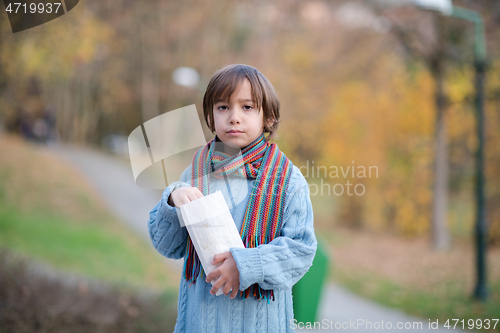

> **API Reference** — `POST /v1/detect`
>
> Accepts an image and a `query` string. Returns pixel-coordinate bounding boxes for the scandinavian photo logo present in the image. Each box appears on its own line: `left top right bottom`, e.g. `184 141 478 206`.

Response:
298 160 379 197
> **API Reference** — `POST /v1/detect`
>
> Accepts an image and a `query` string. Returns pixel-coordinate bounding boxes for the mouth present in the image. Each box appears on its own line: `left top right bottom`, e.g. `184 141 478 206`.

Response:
227 130 243 134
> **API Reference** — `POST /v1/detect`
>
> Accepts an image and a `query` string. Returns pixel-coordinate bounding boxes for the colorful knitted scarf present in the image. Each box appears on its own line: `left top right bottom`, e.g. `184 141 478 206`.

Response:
183 132 293 301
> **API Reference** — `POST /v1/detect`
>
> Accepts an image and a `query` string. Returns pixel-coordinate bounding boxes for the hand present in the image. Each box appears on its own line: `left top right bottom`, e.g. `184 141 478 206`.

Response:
168 186 204 207
205 251 240 299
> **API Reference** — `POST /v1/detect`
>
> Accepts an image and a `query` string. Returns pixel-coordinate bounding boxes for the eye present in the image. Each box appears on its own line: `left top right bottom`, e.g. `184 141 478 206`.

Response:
216 105 228 111
243 105 253 111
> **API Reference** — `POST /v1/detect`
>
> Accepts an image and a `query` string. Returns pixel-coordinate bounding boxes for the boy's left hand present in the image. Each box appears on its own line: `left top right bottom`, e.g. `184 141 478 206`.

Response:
206 251 240 299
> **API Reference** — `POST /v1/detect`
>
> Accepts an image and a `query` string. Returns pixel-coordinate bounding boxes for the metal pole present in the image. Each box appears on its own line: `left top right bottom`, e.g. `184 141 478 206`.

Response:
451 5 488 302
473 58 488 301
451 7 486 61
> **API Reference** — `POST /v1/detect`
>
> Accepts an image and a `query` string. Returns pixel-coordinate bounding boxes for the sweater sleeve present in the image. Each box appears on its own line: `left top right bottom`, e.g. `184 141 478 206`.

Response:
230 168 317 291
148 166 192 259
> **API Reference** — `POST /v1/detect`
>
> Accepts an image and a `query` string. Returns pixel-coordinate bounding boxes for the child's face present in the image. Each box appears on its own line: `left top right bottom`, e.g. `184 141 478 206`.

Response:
213 79 265 149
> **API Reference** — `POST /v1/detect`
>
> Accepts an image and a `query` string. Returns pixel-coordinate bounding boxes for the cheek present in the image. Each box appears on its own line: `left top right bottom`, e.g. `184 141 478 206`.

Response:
260 115 266 129
212 114 222 130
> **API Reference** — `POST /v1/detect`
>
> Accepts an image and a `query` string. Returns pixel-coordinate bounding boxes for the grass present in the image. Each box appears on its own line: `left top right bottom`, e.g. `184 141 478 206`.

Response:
0 207 170 288
0 134 179 291
333 265 500 330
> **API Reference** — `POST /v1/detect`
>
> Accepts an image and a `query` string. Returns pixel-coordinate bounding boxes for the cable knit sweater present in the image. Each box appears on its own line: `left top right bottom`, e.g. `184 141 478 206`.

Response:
148 162 317 333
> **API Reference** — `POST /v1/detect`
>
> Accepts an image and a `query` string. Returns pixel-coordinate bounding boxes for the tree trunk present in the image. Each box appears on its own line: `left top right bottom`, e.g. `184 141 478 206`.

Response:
139 4 160 123
431 69 450 250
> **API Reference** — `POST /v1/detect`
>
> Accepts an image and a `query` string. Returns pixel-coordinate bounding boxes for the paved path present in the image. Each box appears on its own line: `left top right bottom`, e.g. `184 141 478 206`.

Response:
48 143 162 240
48 143 464 333
303 283 459 333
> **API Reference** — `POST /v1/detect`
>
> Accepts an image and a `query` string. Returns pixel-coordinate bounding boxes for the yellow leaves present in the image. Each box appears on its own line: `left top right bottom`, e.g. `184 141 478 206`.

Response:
75 11 114 63
18 40 43 77
281 41 315 72
311 57 500 240
486 61 500 96
0 7 116 82
305 57 439 236
394 201 417 236
447 67 474 105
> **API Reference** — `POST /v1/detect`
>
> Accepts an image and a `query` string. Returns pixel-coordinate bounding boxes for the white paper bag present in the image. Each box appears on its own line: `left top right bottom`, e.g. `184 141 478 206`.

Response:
179 190 245 296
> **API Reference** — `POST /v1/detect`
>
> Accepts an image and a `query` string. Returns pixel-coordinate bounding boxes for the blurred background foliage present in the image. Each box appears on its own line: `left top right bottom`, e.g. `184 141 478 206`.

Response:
1 0 500 330
2 0 498 245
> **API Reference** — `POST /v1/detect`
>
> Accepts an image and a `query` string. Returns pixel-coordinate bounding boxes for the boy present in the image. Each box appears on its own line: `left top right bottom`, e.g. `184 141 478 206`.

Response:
148 64 316 332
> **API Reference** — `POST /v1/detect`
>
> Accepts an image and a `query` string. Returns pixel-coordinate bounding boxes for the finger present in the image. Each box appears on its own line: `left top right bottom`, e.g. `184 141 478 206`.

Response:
176 196 189 207
180 193 198 206
223 281 232 296
187 192 198 201
230 284 239 299
194 188 204 198
212 252 230 265
205 269 220 283
211 279 225 295
211 282 225 296
186 190 204 202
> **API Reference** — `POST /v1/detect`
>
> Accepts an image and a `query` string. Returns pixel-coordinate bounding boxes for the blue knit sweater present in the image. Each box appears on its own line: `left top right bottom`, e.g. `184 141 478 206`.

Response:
148 162 317 333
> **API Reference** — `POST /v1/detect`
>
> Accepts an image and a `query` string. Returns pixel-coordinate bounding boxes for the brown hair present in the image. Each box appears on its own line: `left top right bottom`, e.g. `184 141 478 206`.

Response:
203 64 281 141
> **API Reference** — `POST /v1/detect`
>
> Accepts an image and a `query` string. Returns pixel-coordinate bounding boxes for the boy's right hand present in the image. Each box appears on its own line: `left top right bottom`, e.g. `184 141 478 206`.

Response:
168 187 204 207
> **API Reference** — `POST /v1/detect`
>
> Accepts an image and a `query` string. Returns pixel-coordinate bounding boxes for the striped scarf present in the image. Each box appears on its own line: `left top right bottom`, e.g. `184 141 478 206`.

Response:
183 133 293 301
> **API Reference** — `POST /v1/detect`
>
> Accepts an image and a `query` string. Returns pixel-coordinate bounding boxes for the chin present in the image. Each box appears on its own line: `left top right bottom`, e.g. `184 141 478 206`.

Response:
219 136 242 147
227 140 246 148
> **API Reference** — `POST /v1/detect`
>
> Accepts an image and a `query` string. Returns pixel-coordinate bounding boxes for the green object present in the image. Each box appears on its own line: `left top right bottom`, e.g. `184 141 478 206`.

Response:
451 6 486 62
292 241 330 323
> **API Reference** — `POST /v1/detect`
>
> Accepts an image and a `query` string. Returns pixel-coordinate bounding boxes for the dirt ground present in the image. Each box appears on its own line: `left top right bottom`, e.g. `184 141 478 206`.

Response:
324 225 500 298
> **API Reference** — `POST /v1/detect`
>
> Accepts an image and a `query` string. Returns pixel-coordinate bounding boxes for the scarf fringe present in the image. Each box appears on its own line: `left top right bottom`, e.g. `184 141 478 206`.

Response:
183 238 205 283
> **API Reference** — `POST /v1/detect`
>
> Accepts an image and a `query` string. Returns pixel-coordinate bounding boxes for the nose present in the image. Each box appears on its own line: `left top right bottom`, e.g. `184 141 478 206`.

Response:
228 108 241 125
